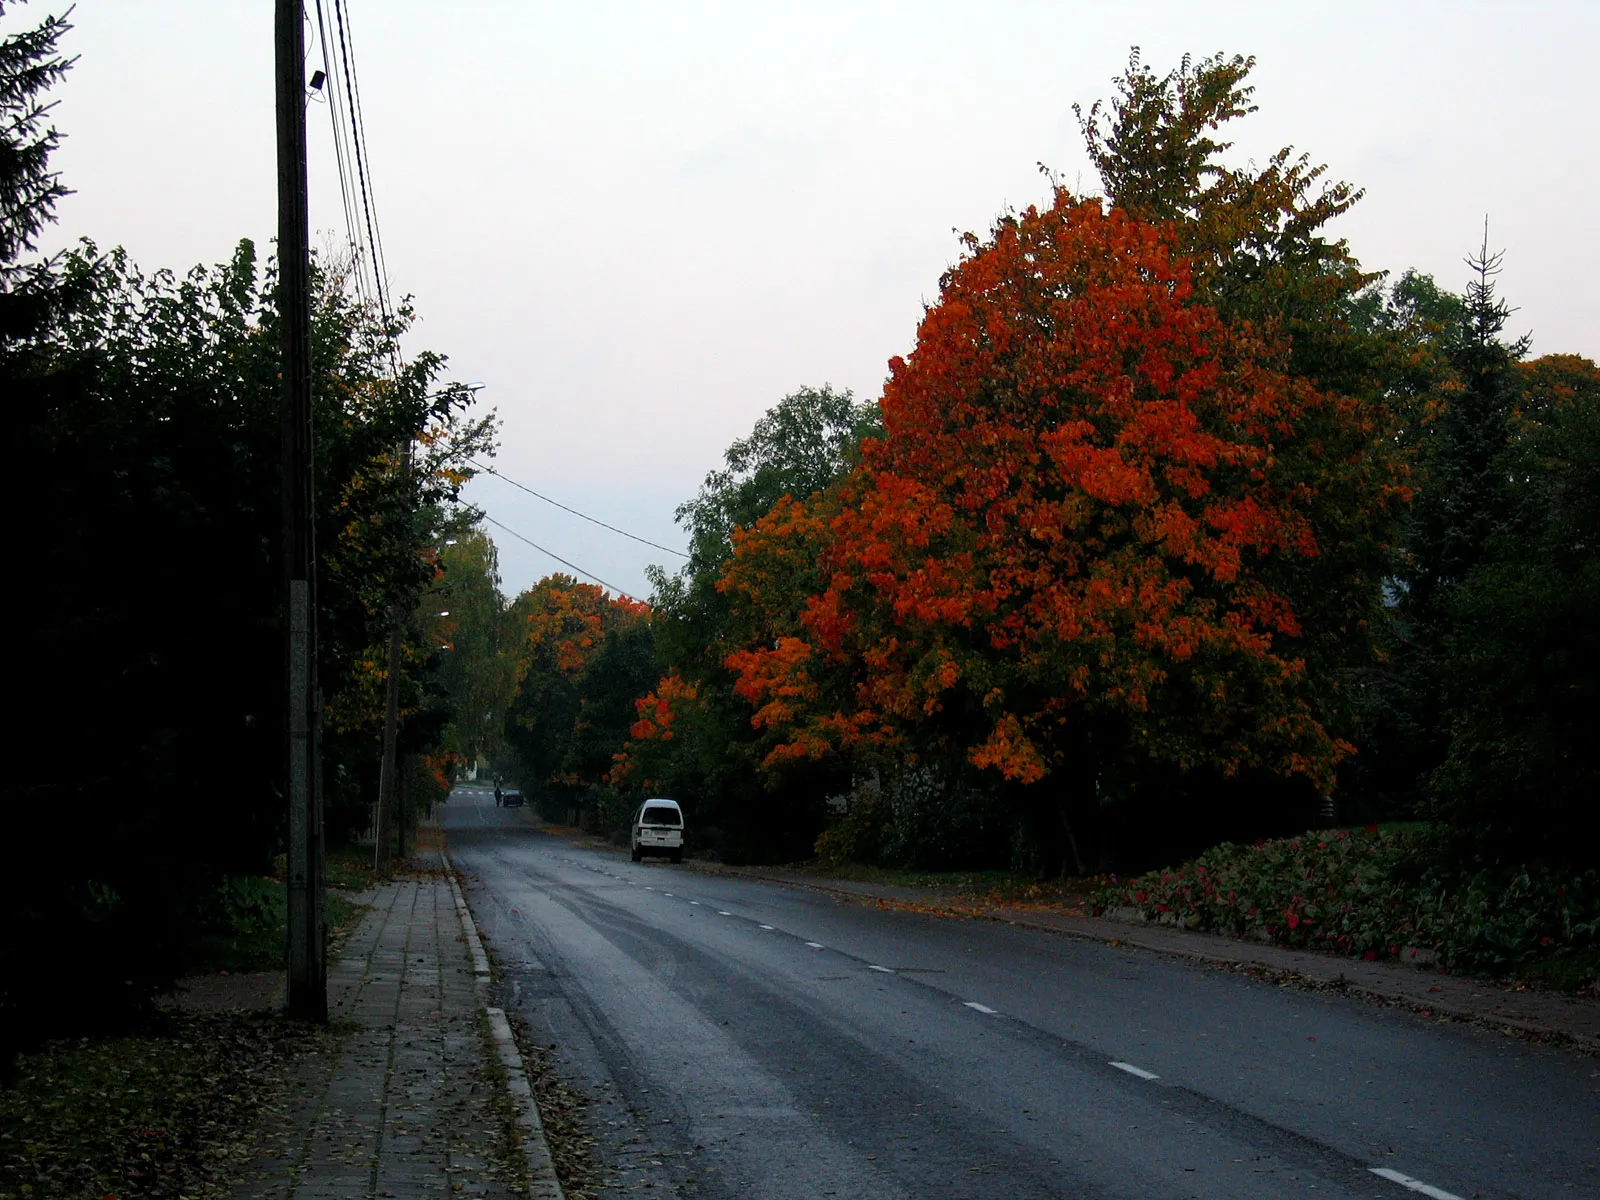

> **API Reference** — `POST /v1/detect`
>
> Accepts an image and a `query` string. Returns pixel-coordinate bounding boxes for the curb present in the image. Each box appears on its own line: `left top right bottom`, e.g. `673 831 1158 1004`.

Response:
443 851 566 1200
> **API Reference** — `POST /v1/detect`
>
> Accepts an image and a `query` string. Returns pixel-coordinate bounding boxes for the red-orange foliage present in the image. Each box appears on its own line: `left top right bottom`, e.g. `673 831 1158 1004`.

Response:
512 579 649 684
629 671 700 743
725 194 1395 793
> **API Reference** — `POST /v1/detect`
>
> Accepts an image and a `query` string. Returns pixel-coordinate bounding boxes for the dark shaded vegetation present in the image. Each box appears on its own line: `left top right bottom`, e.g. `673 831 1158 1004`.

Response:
1 3 492 1064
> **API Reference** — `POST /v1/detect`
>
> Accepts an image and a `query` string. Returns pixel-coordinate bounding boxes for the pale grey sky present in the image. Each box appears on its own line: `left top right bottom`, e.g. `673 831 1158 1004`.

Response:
31 1 1600 599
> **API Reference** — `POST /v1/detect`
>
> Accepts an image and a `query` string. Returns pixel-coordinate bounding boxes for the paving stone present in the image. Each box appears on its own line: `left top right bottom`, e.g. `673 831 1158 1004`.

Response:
227 872 522 1200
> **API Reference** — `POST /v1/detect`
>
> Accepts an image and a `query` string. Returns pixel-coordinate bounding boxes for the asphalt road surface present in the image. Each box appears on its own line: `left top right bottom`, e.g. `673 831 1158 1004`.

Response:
443 785 1598 1200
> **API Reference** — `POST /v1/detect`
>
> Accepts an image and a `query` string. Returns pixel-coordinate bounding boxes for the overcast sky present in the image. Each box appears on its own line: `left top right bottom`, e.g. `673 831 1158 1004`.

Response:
31 1 1600 599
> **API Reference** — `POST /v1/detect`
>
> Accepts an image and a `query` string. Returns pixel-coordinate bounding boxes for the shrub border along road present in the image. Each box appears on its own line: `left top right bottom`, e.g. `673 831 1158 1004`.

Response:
1092 828 1600 988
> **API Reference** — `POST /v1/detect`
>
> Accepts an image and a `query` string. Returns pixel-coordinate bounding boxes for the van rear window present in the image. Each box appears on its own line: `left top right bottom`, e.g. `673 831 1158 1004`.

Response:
641 805 681 826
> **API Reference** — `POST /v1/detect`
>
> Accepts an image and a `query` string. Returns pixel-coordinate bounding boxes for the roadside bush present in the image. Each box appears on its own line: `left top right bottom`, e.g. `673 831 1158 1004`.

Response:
814 793 887 866
1093 827 1600 985
814 768 1006 870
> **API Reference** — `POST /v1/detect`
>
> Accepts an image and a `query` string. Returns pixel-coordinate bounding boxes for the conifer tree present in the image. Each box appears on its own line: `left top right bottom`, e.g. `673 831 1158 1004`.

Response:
0 1 75 346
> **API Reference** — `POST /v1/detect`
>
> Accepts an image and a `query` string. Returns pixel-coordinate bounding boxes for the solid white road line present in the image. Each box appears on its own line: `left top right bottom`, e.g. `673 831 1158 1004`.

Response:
964 1002 998 1015
868 965 894 973
1368 1167 1466 1200
1109 1062 1159 1080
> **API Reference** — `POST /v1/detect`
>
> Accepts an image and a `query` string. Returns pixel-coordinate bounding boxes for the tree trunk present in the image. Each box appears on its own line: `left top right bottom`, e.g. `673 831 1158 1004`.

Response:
398 753 414 859
1053 744 1097 878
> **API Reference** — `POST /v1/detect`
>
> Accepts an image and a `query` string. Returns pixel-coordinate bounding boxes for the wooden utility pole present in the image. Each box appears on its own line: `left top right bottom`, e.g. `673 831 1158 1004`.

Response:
277 0 326 1022
375 610 403 877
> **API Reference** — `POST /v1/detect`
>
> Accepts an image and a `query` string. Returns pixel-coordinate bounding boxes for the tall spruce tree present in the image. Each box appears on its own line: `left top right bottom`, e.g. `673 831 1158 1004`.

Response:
1403 239 1529 612
1386 234 1530 828
0 1 74 345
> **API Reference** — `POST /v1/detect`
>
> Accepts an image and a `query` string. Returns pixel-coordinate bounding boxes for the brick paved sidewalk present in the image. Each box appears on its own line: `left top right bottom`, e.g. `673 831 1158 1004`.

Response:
228 873 523 1200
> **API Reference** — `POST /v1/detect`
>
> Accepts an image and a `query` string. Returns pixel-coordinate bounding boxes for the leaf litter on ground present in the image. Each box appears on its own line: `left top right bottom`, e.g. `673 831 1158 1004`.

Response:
0 1011 337 1200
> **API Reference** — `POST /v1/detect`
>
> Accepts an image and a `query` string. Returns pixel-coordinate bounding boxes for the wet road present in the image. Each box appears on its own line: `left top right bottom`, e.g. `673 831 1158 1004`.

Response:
443 785 1598 1200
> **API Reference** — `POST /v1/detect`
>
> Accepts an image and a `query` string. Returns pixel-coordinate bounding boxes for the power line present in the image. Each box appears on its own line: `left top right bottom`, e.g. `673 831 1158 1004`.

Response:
332 0 394 326
469 460 689 558
311 1 368 305
311 0 400 377
478 514 636 599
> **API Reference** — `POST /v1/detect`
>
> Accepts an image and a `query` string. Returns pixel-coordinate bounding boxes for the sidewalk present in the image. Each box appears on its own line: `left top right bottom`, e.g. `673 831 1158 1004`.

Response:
689 861 1600 1052
226 863 555 1199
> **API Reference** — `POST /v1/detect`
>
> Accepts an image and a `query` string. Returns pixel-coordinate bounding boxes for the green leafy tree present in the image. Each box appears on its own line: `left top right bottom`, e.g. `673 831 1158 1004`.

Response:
649 384 879 665
427 526 517 773
2 1 497 1052
14 232 487 1019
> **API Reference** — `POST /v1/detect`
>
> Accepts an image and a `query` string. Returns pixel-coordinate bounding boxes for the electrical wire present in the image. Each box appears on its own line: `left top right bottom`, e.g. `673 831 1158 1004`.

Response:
312 0 369 307
332 0 398 380
312 0 401 379
478 514 635 599
469 460 688 558
335 0 394 322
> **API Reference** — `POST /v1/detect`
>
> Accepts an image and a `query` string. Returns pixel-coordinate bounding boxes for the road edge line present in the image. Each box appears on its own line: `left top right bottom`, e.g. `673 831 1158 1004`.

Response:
442 850 565 1200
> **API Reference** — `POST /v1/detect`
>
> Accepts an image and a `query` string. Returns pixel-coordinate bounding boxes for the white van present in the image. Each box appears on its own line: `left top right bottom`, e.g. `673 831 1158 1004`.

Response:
631 798 685 863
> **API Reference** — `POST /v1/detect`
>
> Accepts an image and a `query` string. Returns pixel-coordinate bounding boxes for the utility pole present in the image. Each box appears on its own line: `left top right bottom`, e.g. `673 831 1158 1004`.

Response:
399 752 415 858
375 608 402 877
277 0 326 1022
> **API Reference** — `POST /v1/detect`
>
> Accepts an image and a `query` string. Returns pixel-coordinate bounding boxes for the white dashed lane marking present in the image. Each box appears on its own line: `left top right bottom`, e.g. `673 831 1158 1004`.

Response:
556 850 1485 1200
1368 1168 1465 1200
1110 1062 1159 1080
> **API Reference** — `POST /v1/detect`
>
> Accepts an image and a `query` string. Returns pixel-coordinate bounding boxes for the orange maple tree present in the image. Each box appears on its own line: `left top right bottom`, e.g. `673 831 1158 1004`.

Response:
503 576 654 797
724 194 1403 860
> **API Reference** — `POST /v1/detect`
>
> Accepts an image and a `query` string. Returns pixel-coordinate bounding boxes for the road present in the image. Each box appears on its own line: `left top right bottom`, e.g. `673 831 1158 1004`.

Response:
443 785 1597 1200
